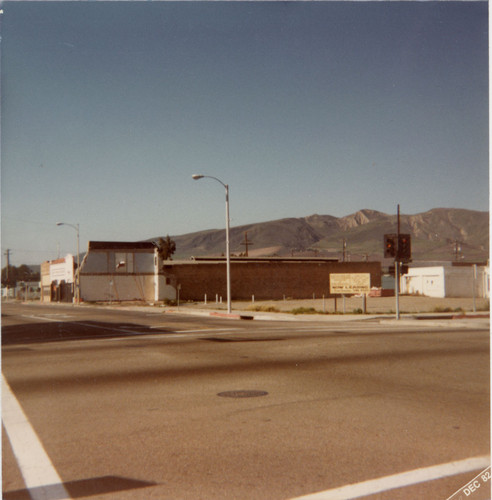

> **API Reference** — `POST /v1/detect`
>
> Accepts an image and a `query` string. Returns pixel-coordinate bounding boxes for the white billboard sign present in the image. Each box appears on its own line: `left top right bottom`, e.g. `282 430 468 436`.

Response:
330 273 371 294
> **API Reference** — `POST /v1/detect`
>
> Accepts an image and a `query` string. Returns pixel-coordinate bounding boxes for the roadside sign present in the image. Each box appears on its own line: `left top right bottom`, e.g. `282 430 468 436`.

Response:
330 273 371 294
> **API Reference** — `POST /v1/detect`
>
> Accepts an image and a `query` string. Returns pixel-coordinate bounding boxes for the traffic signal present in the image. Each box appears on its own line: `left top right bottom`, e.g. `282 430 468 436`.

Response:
384 234 397 258
398 234 411 261
388 264 408 276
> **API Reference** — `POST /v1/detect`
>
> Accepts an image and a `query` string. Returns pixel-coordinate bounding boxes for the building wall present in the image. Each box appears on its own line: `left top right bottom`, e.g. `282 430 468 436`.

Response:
444 268 471 298
81 249 155 274
401 266 489 298
40 255 74 302
483 267 490 299
444 266 488 298
41 261 51 302
156 274 176 302
79 244 158 302
402 267 445 297
163 261 381 301
80 274 155 302
50 255 74 284
77 242 380 303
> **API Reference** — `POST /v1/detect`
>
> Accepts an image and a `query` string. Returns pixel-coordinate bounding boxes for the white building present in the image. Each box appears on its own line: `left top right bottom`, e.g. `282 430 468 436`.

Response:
2 282 41 300
40 242 177 304
50 254 75 285
78 241 174 303
40 254 76 302
400 264 489 299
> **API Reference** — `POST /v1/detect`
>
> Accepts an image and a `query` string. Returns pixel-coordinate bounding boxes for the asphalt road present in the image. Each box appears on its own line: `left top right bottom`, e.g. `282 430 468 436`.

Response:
2 302 490 500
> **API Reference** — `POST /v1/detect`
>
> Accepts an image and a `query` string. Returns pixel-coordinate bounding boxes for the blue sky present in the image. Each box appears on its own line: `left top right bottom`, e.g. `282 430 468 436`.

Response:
1 1 488 266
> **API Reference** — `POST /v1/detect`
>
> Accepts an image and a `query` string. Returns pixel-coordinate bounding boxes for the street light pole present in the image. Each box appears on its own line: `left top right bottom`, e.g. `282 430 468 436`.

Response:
56 222 80 304
224 183 231 313
192 174 231 314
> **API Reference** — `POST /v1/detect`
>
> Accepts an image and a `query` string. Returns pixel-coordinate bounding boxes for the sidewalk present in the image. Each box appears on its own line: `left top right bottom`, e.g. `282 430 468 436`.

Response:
15 296 490 325
161 296 490 323
163 308 490 325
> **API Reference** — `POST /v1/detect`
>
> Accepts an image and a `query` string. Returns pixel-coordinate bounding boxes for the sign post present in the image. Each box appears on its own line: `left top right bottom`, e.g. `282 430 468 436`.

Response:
395 261 400 320
472 264 477 313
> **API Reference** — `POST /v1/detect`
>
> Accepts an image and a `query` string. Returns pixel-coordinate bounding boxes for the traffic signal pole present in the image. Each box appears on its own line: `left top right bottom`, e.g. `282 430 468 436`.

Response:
384 206 411 320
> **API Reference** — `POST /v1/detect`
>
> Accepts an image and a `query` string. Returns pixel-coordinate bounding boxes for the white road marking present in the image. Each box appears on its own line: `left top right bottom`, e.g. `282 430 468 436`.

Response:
97 330 246 342
150 327 241 332
75 322 151 336
22 314 65 323
43 314 74 319
77 323 238 336
11 319 244 344
290 455 491 500
2 374 72 500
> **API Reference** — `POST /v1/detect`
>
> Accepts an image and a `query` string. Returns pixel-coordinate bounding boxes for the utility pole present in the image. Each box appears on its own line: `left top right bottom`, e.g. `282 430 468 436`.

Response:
4 249 11 299
5 249 10 278
241 231 253 257
454 240 462 261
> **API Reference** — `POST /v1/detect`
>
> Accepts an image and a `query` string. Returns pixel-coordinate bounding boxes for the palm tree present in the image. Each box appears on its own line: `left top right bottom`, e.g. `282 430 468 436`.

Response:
157 235 176 261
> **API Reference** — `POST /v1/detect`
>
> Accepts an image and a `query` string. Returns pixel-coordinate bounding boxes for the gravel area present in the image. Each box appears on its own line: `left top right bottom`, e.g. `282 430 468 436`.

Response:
179 296 490 315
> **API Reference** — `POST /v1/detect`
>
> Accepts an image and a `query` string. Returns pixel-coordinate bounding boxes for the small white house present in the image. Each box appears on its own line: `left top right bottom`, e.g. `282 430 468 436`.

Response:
400 264 489 299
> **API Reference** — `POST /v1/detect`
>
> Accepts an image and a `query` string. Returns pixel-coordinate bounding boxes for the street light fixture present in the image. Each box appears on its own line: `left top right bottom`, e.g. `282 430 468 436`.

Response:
56 222 80 304
192 174 231 314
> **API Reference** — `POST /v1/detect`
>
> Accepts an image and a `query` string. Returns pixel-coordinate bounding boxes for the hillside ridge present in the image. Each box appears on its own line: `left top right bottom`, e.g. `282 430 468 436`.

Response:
153 208 488 262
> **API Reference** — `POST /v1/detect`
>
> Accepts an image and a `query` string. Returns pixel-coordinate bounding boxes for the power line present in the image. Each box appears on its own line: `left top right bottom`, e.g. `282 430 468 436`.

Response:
2 217 59 227
1 248 57 254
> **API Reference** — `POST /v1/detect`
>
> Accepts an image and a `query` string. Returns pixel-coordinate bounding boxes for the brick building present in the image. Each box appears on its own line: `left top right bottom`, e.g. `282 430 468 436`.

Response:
74 241 381 303
164 257 381 301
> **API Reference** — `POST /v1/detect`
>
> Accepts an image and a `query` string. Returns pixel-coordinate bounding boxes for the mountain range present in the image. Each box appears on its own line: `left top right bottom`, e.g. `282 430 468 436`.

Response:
160 208 489 263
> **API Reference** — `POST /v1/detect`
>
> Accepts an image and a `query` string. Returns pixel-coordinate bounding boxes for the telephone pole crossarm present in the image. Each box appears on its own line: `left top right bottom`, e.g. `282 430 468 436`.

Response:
241 232 253 257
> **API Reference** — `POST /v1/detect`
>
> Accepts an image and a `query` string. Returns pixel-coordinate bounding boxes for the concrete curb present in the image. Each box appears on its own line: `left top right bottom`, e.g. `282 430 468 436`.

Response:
165 309 257 321
11 300 490 324
163 307 490 324
451 313 490 320
164 308 396 322
209 311 254 320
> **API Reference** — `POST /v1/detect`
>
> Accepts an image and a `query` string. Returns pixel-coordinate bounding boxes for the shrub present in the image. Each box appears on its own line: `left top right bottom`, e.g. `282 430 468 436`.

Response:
433 306 453 313
290 307 317 315
247 305 280 312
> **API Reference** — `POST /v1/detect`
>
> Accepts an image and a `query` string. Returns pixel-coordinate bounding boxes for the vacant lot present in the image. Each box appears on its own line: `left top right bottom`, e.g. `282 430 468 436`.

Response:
183 295 490 315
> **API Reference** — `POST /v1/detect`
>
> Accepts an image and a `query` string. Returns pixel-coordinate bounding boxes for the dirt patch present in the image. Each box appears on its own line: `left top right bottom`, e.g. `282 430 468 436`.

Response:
181 296 489 315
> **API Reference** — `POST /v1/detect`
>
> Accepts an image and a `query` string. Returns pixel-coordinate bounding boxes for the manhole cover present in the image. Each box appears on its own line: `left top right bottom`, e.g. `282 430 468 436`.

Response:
217 390 269 398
